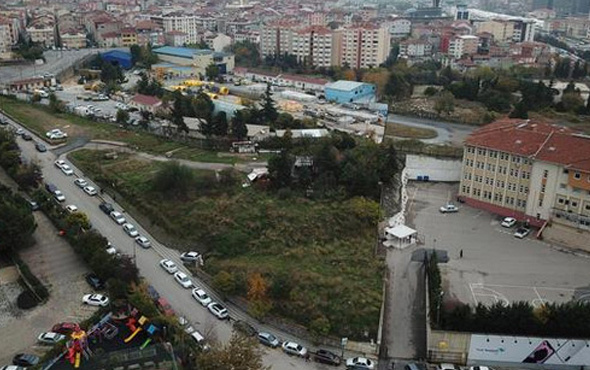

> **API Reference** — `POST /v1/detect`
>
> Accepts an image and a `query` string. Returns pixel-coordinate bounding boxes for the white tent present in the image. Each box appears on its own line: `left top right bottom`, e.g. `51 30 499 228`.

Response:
384 224 417 249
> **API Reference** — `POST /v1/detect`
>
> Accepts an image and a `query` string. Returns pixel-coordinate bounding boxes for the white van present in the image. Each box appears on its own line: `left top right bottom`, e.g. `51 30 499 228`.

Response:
190 331 210 350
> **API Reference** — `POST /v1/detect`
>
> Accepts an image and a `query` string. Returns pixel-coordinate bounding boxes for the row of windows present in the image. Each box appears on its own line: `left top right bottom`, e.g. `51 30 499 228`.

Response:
461 186 526 208
466 147 532 164
556 197 590 210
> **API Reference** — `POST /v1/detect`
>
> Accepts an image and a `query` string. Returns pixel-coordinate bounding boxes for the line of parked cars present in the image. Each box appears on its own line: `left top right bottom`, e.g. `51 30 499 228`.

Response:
500 216 531 239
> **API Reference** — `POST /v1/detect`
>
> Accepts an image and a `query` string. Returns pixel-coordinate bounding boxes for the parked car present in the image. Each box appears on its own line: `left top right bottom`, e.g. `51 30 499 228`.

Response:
514 227 531 239
439 204 459 213
54 190 66 202
105 242 117 255
83 186 97 196
436 364 457 370
180 251 200 263
38 332 66 345
159 259 178 274
51 322 79 335
16 128 24 136
257 332 280 348
60 165 74 176
156 297 175 316
174 271 193 288
99 202 114 214
122 223 139 237
12 353 39 367
207 302 229 320
74 178 88 188
346 357 374 370
190 330 210 350
501 217 517 228
82 293 109 307
22 133 32 141
469 367 493 370
28 200 39 211
65 204 78 213
191 288 212 306
1 365 27 370
35 142 47 152
109 211 126 225
233 320 257 337
313 349 341 366
85 273 105 290
282 341 308 357
54 159 67 169
135 235 151 248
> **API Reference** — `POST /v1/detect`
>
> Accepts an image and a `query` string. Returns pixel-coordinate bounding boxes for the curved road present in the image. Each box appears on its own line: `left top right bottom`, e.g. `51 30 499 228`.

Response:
387 114 476 146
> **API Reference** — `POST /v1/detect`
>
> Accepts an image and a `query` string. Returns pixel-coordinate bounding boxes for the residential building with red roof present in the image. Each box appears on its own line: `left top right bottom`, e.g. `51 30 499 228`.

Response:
458 119 590 238
129 94 164 114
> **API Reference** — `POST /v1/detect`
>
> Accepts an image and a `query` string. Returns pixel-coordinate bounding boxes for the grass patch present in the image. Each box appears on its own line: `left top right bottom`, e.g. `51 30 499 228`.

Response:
385 122 438 139
70 149 383 340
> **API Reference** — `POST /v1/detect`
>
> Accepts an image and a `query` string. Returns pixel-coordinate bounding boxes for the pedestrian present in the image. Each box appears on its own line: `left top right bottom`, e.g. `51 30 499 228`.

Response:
460 249 463 259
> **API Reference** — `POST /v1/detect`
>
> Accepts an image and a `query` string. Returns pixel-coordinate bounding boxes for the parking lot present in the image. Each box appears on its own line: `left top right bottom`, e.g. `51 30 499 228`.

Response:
406 182 590 307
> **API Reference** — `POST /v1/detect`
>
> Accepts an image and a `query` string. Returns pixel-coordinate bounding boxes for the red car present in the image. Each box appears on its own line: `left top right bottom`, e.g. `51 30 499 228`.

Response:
51 322 79 335
157 297 175 316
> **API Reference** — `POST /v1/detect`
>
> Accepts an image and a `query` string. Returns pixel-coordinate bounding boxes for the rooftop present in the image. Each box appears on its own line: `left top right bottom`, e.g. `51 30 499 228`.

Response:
465 119 590 173
326 80 370 92
131 94 162 107
153 46 213 59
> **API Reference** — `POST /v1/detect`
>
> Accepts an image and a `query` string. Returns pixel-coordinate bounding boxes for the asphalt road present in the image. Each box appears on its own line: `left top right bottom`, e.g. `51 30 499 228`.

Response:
3 113 365 370
386 114 475 146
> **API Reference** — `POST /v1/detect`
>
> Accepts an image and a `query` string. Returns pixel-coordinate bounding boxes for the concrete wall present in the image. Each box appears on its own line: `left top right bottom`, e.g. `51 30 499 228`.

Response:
428 330 471 364
405 154 462 182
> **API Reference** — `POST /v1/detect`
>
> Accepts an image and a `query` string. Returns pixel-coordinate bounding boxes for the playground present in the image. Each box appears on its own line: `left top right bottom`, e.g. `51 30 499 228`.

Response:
50 306 174 370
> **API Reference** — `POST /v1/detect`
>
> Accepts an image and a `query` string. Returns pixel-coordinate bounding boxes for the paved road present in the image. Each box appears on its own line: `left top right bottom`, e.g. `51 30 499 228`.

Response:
0 49 111 84
3 113 364 370
387 114 475 146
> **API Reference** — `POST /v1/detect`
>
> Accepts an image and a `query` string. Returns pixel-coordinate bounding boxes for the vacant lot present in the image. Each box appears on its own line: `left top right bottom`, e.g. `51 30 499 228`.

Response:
69 149 383 339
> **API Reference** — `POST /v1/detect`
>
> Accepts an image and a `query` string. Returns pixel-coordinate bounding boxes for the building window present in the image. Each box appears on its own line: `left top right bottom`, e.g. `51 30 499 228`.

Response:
558 198 565 204
572 201 578 207
538 199 543 207
560 183 566 189
543 170 548 178
585 204 590 211
541 184 546 193
564 169 569 174
574 172 581 180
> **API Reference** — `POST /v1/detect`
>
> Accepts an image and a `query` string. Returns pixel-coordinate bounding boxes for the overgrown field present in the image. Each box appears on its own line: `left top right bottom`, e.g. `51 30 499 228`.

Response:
69 149 384 339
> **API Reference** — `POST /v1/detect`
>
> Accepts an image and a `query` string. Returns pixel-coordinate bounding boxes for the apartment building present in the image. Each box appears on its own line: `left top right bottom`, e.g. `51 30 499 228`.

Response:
338 24 390 69
476 19 535 43
448 34 479 59
458 119 590 233
60 31 87 49
27 24 55 47
291 26 333 68
151 13 200 45
399 39 433 58
120 28 138 46
0 22 12 56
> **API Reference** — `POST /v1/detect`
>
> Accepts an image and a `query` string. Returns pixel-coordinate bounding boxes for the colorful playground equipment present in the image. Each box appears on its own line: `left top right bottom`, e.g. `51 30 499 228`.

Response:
123 311 159 349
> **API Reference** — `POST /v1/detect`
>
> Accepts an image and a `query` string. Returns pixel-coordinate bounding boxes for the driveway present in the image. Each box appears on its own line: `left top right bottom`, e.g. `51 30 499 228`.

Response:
0 180 93 366
387 114 475 146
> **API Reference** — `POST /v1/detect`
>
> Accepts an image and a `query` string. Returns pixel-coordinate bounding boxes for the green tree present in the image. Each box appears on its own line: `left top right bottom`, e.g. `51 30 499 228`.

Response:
116 109 129 125
261 83 278 124
384 70 413 101
561 92 584 112
171 93 189 134
130 44 141 65
267 151 293 189
434 91 455 116
231 110 248 140
193 92 215 123
212 111 228 136
48 93 65 113
65 212 92 232
206 63 220 81
227 41 261 68
213 270 236 295
153 161 195 196
509 100 529 119
0 186 37 254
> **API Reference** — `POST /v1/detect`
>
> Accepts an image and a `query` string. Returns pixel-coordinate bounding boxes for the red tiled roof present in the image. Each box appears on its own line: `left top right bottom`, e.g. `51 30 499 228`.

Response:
132 94 162 107
466 119 590 172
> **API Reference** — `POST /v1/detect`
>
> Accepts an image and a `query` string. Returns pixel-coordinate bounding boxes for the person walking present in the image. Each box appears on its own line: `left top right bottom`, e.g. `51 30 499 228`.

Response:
459 249 463 258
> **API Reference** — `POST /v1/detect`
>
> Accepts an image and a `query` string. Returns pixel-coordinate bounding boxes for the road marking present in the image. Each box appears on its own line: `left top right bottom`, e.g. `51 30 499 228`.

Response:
469 283 479 305
533 286 543 301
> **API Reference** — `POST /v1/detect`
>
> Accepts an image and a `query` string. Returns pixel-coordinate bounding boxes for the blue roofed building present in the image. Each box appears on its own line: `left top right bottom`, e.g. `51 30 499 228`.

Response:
324 80 377 104
100 50 133 69
152 46 235 74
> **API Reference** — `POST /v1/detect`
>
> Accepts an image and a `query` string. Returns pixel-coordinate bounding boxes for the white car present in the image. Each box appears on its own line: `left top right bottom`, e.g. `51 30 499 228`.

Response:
54 159 67 169
82 293 109 307
174 272 193 288
109 211 126 225
207 302 229 320
0 366 27 370
469 367 492 370
46 129 67 139
282 341 308 357
65 204 78 213
61 164 74 176
135 235 151 248
74 178 88 188
437 364 457 370
501 217 517 228
514 227 531 239
54 190 66 202
83 186 97 196
191 288 212 306
105 242 117 255
346 357 374 369
439 204 459 213
180 251 200 263
122 223 139 237
159 259 178 274
38 332 66 345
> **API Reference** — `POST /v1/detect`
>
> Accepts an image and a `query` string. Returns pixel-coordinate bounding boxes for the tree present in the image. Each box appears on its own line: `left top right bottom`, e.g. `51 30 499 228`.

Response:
261 83 278 124
130 44 141 65
434 91 455 116
213 270 236 295
384 70 413 101
247 272 271 319
65 212 92 233
100 61 123 84
171 93 189 134
193 92 215 123
116 109 129 125
267 151 293 189
196 332 270 370
48 93 65 113
231 110 248 140
0 186 37 254
227 41 261 68
206 63 220 81
561 92 584 112
153 161 195 196
212 111 228 137
509 100 529 119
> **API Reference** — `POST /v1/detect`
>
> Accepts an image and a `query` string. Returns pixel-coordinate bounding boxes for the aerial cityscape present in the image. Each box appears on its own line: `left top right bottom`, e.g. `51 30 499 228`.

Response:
0 0 590 369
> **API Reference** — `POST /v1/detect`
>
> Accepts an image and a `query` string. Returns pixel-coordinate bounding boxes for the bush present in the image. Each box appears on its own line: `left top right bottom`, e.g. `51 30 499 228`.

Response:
17 290 39 309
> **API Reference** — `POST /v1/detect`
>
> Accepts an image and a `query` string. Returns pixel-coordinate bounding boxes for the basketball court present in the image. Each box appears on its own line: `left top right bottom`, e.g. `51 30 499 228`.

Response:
469 282 590 308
